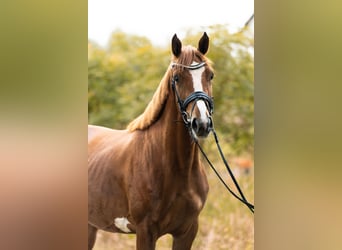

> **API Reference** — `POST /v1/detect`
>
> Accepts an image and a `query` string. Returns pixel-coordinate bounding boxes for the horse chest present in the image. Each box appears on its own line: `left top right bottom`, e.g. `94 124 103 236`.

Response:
169 189 205 216
152 190 205 233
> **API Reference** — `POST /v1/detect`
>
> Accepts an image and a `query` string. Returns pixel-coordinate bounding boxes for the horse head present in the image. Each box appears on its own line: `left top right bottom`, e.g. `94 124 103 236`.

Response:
170 32 214 139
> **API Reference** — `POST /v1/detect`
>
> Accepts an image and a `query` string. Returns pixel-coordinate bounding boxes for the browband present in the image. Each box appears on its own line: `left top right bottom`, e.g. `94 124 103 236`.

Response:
171 61 206 70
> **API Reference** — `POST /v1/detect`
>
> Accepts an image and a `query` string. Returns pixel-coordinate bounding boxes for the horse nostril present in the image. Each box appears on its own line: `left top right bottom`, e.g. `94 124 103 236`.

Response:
191 118 199 132
208 117 213 130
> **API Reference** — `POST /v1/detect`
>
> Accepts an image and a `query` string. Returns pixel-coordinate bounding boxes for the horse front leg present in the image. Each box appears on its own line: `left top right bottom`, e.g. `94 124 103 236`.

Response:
172 220 198 250
135 221 157 250
88 224 98 250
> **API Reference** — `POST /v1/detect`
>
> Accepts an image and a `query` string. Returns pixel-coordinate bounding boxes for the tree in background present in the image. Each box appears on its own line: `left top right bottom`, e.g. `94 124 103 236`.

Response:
88 25 254 155
89 31 168 128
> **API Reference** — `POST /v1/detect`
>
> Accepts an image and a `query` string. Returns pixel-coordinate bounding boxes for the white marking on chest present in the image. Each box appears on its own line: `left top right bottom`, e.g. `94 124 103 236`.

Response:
189 62 208 119
114 217 131 233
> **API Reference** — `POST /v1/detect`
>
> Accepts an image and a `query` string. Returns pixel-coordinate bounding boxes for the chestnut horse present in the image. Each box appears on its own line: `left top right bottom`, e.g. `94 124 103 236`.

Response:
88 33 215 250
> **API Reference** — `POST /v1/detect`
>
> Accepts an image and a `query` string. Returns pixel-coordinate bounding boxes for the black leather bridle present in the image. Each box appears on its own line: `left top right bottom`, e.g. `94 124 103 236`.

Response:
170 62 214 129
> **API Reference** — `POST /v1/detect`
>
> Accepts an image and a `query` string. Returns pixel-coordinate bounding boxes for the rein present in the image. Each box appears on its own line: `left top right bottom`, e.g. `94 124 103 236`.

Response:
195 133 255 213
171 61 254 214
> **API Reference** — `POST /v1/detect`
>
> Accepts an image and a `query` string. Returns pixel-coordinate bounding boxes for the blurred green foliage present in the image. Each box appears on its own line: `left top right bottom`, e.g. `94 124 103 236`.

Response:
88 25 254 154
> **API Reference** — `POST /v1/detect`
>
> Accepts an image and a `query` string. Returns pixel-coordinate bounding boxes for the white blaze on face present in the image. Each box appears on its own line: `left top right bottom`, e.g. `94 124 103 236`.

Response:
114 217 131 233
189 62 208 120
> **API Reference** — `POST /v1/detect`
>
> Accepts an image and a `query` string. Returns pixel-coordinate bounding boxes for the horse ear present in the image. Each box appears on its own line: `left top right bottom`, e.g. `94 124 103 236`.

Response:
198 32 209 55
172 34 182 57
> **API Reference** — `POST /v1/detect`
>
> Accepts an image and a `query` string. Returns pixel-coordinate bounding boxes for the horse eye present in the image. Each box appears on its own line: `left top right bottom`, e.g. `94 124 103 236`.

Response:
173 75 179 82
210 73 214 80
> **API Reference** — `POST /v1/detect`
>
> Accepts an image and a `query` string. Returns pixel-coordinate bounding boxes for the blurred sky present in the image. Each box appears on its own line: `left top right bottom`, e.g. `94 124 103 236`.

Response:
88 0 254 47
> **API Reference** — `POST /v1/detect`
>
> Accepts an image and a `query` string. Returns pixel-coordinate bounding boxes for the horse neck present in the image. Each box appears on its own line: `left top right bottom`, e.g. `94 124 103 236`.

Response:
150 85 199 171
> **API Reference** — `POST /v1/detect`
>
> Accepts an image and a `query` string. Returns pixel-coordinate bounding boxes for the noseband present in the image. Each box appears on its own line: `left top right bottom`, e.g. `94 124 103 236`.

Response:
170 62 214 129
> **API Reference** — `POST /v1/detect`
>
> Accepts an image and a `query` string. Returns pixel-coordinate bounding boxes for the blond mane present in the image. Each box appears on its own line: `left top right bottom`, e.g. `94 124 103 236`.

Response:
126 68 172 132
127 46 212 132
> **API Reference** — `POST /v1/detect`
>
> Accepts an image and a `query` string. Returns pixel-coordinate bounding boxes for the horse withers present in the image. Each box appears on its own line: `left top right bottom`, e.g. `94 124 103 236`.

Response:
88 32 215 250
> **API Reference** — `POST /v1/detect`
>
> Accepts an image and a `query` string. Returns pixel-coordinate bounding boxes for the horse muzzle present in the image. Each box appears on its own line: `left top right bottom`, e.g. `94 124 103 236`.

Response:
191 116 213 138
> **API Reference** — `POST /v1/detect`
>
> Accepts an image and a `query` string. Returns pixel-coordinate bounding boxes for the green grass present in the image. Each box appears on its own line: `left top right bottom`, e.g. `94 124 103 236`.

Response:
93 158 254 250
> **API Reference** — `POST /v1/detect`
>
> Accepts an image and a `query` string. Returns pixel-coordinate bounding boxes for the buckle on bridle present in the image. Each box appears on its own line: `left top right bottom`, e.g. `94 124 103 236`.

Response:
181 111 190 125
